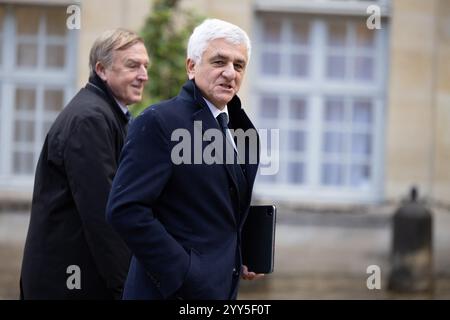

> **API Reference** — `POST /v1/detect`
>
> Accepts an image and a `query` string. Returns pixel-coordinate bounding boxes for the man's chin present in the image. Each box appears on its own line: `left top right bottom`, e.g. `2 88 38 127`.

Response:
215 94 235 106
128 95 143 105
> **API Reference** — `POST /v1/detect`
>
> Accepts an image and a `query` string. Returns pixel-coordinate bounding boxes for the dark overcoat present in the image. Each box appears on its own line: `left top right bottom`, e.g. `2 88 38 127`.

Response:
20 74 131 299
106 80 259 300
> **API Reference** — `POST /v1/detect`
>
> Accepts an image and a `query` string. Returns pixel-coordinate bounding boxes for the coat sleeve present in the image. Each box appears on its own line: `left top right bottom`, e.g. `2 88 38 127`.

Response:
64 115 130 299
106 108 190 299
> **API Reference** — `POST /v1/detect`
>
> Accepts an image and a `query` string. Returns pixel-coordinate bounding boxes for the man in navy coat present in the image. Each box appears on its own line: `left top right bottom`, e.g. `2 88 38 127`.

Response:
106 18 262 300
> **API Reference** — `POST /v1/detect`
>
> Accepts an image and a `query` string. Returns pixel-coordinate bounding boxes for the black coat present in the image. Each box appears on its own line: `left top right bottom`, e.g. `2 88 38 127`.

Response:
106 80 259 299
20 74 131 299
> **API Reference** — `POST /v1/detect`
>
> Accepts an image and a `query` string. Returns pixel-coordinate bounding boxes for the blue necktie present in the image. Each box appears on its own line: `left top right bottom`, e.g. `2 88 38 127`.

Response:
216 112 233 153
216 112 248 217
125 110 132 124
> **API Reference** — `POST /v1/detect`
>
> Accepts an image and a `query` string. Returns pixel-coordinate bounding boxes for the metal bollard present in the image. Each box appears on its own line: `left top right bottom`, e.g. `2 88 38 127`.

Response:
388 187 433 292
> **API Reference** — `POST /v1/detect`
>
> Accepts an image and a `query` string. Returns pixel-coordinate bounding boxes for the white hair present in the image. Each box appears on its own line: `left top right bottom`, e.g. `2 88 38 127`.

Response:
187 18 251 64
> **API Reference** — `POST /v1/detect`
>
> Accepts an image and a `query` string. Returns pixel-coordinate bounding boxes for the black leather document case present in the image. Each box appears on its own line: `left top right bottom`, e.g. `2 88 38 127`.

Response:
242 205 276 274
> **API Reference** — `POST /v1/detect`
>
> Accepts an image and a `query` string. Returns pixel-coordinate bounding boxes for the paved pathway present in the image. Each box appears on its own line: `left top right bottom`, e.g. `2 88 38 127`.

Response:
2 207 450 300
239 207 450 299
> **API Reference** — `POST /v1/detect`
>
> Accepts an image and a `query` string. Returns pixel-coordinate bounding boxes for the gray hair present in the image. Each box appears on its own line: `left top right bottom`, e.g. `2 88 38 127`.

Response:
89 28 144 76
187 18 251 64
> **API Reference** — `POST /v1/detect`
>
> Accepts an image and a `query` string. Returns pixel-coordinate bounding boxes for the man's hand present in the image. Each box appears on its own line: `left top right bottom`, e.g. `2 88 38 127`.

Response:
241 265 265 280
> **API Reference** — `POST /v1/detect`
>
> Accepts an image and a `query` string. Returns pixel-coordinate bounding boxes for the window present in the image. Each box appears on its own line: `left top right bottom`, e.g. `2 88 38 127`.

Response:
15 6 68 70
321 96 373 188
326 21 376 81
259 17 311 78
12 86 65 175
253 13 388 203
0 6 4 66
0 5 76 186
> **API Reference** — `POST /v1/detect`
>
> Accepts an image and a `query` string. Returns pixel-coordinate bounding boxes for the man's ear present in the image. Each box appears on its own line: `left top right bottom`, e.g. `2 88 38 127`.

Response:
186 58 196 80
95 62 108 81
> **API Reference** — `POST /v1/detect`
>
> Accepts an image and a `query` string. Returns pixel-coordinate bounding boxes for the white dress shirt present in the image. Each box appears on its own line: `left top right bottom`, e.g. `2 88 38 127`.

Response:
203 98 237 151
113 97 130 116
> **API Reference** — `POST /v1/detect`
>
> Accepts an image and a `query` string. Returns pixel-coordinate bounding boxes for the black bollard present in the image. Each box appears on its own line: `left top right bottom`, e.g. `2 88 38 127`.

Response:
388 187 433 292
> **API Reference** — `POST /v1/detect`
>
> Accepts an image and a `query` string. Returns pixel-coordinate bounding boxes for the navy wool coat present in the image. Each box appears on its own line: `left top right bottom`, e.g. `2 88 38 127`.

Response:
106 80 259 300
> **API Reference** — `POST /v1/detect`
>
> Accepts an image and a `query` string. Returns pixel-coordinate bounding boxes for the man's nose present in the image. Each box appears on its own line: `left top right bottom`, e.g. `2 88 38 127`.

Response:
222 63 236 80
137 65 148 81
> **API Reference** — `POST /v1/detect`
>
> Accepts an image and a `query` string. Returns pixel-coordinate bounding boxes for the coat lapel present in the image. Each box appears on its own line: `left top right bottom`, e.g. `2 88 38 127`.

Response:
229 107 260 227
182 80 260 226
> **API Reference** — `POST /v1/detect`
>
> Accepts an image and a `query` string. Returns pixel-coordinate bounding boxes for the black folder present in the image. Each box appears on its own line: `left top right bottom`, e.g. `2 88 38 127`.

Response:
242 205 276 274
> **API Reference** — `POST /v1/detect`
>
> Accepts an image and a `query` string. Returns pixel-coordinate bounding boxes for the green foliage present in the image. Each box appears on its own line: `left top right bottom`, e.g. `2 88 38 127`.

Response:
131 0 203 115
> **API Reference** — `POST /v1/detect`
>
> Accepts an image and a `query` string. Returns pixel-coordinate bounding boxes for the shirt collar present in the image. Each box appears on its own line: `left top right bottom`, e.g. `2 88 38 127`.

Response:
203 98 229 124
113 97 129 115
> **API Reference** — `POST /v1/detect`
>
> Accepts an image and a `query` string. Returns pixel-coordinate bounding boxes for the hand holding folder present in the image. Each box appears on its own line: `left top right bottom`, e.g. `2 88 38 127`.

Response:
242 205 277 274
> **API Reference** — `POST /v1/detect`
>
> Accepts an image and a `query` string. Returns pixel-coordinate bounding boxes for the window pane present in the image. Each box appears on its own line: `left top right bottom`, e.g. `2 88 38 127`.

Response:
322 163 345 186
291 53 308 77
0 5 3 64
326 55 346 79
16 88 36 111
46 44 65 68
292 22 309 45
323 131 346 154
288 162 304 184
324 98 345 123
262 19 281 44
327 23 346 47
355 23 375 49
0 6 4 32
13 152 35 175
350 164 371 187
14 120 35 143
354 56 374 81
16 7 41 35
353 100 373 124
17 43 38 67
261 52 280 75
289 131 306 152
44 89 64 112
0 88 1 141
290 98 307 120
352 133 371 155
46 7 67 36
260 96 279 119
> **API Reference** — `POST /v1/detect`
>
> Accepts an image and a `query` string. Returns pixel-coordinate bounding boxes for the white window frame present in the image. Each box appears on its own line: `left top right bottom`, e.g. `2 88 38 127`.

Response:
0 4 77 193
250 11 389 204
254 0 391 17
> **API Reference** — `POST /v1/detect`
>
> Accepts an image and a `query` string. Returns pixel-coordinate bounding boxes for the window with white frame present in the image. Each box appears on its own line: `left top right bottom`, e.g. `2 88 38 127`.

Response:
0 6 4 66
0 5 76 186
0 6 4 155
253 12 387 203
